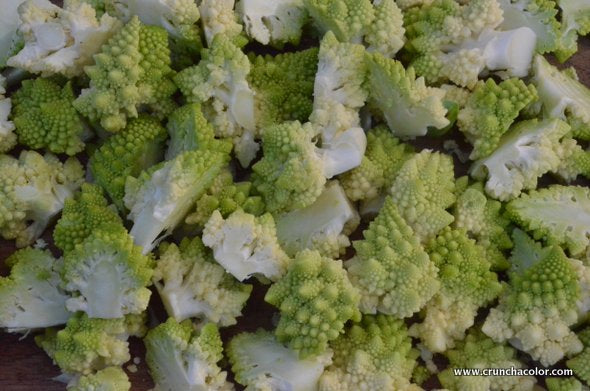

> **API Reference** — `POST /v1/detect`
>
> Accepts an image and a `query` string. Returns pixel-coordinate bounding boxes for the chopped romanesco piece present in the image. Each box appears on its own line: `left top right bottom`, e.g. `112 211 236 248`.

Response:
154 237 252 326
0 74 16 153
199 0 246 46
567 328 590 386
67 366 131 391
144 318 232 391
265 250 361 358
556 0 590 62
347 197 440 317
303 0 374 42
546 377 583 391
365 0 405 57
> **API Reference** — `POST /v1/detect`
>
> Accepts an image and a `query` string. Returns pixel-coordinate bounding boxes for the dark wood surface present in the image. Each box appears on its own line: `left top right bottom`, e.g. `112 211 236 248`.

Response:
1 5 589 389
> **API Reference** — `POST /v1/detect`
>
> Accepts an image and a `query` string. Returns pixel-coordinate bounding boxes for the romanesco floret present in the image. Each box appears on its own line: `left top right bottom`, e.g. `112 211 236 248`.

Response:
553 135 590 182
0 74 16 153
124 149 227 254
66 366 131 391
36 312 146 375
174 34 257 166
0 0 32 66
367 53 449 138
0 150 84 247
457 78 538 160
319 315 419 391
12 78 86 156
303 0 374 43
276 181 359 259
62 223 154 318
165 103 232 160
202 209 290 282
482 236 583 366
409 227 502 352
7 0 121 77
533 55 590 133
438 330 537 390
454 182 513 270
89 115 167 211
184 168 264 227
0 247 70 332
153 237 252 326
53 183 122 253
144 318 232 391
249 48 318 129
199 0 246 47
498 0 561 54
346 197 440 317
556 0 590 62
471 119 572 201
546 377 583 391
251 121 326 214
339 125 414 202
236 0 307 47
567 327 590 386
74 17 175 132
389 150 456 243
228 330 333 391
506 185 590 256
365 0 405 57
265 250 361 358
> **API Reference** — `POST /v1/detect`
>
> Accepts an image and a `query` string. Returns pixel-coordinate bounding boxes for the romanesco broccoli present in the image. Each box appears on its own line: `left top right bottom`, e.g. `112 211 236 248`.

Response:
567 327 590 386
0 74 16 153
199 0 246 47
66 366 131 391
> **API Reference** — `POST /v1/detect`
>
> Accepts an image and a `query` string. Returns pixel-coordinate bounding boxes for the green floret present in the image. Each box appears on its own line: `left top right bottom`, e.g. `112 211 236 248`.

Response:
0 248 70 332
265 250 361 359
389 150 456 243
409 227 502 352
36 312 146 375
199 0 247 47
74 17 175 132
506 185 590 256
367 53 449 139
498 0 561 54
165 103 232 161
248 48 318 129
12 78 87 155
553 136 590 182
454 182 512 270
202 209 290 282
319 315 420 391
0 74 16 153
533 55 590 133
303 0 375 43
457 78 538 160
125 149 227 254
471 119 572 201
0 151 84 247
339 126 414 202
53 183 122 253
567 328 590 386
62 223 154 318
556 0 590 62
482 237 583 366
174 34 257 166
89 115 167 210
252 121 326 214
365 0 405 57
346 197 440 318
144 318 231 391
185 168 264 227
438 330 537 390
67 366 131 391
227 330 333 390
153 237 252 326
546 377 583 391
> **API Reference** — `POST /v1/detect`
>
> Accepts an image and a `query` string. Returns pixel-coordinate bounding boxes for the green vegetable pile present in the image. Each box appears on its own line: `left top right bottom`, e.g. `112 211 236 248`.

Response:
1 0 590 390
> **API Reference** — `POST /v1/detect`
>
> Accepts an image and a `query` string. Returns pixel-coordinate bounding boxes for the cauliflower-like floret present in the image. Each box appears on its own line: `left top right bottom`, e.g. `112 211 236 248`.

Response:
124 149 227 254
0 74 16 153
67 366 131 391
346 197 440 317
199 0 246 46
89 116 167 211
567 328 590 386
319 315 419 391
409 227 502 352
365 0 405 57
471 119 571 201
457 78 538 160
202 209 290 282
144 318 232 391
556 0 590 62
553 136 590 182
154 237 252 326
304 0 375 42
265 250 361 359
7 0 121 77
12 78 87 155
0 248 70 332
0 151 84 247
228 330 333 390
276 181 359 259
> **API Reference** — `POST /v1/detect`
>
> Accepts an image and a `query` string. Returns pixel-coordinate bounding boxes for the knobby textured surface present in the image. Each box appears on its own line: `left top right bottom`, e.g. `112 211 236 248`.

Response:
0 2 589 389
